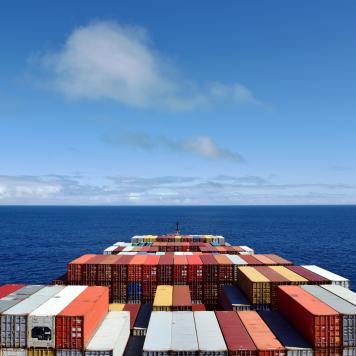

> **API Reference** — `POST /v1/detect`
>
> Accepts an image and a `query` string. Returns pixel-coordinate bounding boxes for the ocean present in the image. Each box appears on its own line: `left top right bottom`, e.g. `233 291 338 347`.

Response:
0 205 355 289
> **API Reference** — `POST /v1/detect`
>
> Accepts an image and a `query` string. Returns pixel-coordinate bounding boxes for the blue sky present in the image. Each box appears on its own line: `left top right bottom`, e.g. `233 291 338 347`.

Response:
1 1 356 204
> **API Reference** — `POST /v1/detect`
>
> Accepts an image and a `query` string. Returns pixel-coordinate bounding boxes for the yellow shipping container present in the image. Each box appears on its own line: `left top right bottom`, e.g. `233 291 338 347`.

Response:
270 266 308 284
28 349 55 356
153 285 173 311
237 267 271 305
109 303 125 311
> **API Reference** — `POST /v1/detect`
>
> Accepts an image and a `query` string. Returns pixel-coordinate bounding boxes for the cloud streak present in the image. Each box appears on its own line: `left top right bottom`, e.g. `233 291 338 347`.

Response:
37 21 261 111
104 132 244 162
1 175 356 205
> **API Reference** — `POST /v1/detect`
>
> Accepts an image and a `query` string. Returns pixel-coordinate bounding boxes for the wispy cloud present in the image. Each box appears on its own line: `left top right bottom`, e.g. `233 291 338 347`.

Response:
1 175 356 205
104 132 244 162
36 21 261 111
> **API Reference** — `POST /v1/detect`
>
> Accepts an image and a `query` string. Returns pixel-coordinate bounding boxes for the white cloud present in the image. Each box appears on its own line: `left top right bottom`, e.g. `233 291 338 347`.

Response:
1 175 356 205
105 132 244 162
38 21 260 111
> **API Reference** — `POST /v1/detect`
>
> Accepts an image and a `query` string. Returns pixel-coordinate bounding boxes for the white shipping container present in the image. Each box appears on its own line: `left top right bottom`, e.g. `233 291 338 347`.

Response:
194 311 227 354
171 312 198 354
85 311 130 356
113 242 132 247
240 246 254 254
103 246 117 255
322 285 356 306
1 285 65 348
122 246 135 252
302 265 350 288
225 255 248 265
143 312 172 355
118 252 138 255
1 349 26 356
28 286 87 348
56 351 83 356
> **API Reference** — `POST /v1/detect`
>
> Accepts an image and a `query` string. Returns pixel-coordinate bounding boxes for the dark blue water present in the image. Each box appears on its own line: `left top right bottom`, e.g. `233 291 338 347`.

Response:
0 206 355 289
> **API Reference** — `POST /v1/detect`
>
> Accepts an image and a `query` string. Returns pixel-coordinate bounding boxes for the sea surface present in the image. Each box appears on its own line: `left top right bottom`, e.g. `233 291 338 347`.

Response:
0 205 355 290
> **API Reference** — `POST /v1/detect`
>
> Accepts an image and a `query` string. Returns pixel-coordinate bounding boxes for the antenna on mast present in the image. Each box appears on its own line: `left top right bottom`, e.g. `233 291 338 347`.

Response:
176 221 180 235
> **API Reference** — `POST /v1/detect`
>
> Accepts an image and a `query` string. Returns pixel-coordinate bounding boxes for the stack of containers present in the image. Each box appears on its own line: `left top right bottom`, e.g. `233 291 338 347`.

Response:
194 311 227 354
81 256 106 286
67 255 96 285
111 256 132 303
85 311 130 356
152 286 173 311
236 267 271 309
170 312 198 355
28 286 88 351
127 256 146 303
172 286 192 311
258 311 313 356
253 255 280 265
215 311 257 356
142 312 172 356
133 304 152 336
302 266 350 289
173 255 188 285
277 285 342 352
214 255 233 288
322 285 356 306
1 286 65 350
237 311 285 355
157 254 173 285
142 255 160 303
187 255 203 303
219 285 251 311
201 255 219 305
301 285 356 349
123 304 140 333
286 266 330 285
225 255 248 282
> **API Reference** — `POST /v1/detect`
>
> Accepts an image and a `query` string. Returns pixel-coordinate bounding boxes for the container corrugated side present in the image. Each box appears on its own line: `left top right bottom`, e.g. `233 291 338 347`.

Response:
171 312 198 355
28 286 87 348
220 285 251 311
302 266 350 289
237 311 285 355
1 285 65 348
56 350 83 356
194 311 227 354
215 311 257 356
1 349 27 356
301 285 356 347
85 311 130 356
0 285 44 314
322 285 356 306
153 285 173 311
28 349 55 356
143 311 172 355
258 311 313 355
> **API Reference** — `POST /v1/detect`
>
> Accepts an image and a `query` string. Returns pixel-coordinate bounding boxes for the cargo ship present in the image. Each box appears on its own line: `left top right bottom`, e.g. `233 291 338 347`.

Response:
1 233 355 356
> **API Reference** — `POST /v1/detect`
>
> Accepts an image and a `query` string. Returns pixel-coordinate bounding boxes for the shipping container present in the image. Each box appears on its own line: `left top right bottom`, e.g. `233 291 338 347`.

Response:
239 255 265 266
225 255 248 282
263 255 292 266
1 349 27 356
192 304 206 312
28 286 87 348
28 349 55 356
253 255 280 265
342 348 356 356
0 285 26 299
153 285 173 311
133 304 152 336
302 266 350 289
301 285 356 347
85 311 130 356
172 285 192 311
187 255 203 303
258 311 313 356
322 285 356 306
171 312 198 355
269 266 308 285
123 336 145 356
123 304 140 331
220 285 251 311
240 246 255 255
277 285 341 348
127 255 147 282
214 255 234 284
109 303 125 311
1 285 65 348
286 266 330 284
215 311 257 356
173 255 188 284
237 311 285 356
0 285 44 315
80 256 107 285
56 286 109 349
143 312 172 355
194 311 227 355
158 254 174 285
56 350 83 356
236 267 271 306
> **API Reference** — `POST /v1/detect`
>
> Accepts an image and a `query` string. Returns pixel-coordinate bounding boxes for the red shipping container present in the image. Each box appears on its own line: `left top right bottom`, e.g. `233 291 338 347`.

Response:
81 255 107 285
67 254 96 284
200 255 218 283
123 303 141 330
286 266 330 284
172 285 192 311
142 256 160 282
112 255 132 283
192 304 206 311
277 285 341 348
97 255 121 282
142 282 157 303
128 255 147 282
237 311 285 356
263 254 292 265
187 255 203 303
111 281 127 303
233 246 244 253
240 255 265 266
0 284 25 298
253 255 279 265
113 246 124 254
214 255 233 284
216 311 257 356
158 254 174 284
173 255 188 284
203 283 219 306
56 286 109 349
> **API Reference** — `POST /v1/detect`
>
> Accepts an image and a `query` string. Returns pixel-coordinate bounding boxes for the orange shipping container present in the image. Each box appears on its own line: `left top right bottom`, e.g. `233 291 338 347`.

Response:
55 286 109 349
